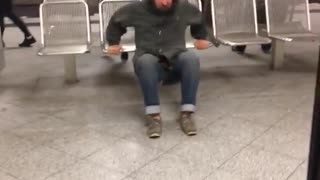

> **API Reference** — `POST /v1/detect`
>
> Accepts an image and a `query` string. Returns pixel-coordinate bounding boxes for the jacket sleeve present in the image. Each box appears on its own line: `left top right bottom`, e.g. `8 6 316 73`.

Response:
185 3 208 40
106 5 132 45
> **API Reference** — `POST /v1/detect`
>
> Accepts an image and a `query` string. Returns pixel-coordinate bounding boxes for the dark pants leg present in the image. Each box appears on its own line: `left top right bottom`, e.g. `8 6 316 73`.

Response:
134 51 200 114
0 12 4 36
5 11 31 37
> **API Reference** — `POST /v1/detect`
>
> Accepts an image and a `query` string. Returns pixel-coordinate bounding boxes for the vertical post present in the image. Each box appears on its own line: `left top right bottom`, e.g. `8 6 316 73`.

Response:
63 55 78 84
0 33 5 72
307 46 320 180
271 38 285 70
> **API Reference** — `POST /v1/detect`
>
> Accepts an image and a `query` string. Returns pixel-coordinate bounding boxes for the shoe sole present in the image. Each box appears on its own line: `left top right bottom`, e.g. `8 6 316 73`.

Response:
149 133 161 138
185 131 197 136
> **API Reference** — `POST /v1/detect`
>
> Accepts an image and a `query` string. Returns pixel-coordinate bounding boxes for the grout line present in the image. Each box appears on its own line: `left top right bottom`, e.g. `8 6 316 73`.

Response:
120 143 182 180
285 159 307 180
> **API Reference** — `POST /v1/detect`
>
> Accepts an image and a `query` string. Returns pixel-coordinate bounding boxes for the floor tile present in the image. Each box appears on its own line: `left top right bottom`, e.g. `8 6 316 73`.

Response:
87 139 162 175
1 146 78 180
0 132 35 165
47 127 121 159
45 159 126 180
287 162 308 180
168 133 245 169
10 116 83 145
131 152 210 180
252 127 310 159
0 102 47 131
0 170 18 180
203 116 269 144
275 108 313 135
220 146 302 180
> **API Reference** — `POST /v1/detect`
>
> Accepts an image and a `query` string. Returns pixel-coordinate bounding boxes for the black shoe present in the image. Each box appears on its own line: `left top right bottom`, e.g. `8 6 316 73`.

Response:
261 44 271 54
19 36 36 47
231 45 246 54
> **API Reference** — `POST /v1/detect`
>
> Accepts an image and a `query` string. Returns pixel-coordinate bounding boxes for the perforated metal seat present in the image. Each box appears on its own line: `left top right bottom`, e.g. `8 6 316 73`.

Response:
211 0 270 46
264 0 319 69
265 0 318 42
99 0 138 53
38 0 91 83
38 0 91 55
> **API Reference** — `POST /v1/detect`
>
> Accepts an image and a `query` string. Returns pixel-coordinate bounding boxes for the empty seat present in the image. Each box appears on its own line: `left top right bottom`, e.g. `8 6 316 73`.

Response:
38 0 92 83
265 0 318 42
265 0 319 69
211 0 270 46
38 0 91 55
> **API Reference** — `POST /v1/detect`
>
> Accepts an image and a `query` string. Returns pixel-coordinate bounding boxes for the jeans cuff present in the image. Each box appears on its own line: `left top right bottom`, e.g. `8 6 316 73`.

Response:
181 104 196 112
145 105 161 115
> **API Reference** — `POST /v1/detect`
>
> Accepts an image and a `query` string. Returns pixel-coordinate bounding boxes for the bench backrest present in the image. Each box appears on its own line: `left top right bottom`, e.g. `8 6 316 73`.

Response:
265 0 311 34
40 0 91 47
211 0 258 37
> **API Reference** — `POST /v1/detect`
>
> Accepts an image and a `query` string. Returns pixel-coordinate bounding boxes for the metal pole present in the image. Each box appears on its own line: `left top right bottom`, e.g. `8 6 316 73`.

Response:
0 33 5 72
271 38 285 70
63 55 78 84
307 46 320 180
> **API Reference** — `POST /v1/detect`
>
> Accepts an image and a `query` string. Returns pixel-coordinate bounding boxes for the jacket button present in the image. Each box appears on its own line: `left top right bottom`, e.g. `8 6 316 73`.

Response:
159 30 162 35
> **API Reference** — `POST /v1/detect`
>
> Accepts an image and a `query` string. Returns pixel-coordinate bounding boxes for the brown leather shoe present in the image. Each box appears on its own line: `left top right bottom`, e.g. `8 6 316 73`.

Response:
146 115 162 138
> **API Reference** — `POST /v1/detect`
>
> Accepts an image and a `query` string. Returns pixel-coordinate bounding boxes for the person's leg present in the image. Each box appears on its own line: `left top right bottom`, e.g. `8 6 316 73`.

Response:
135 54 164 115
6 11 31 37
172 50 200 135
0 12 4 47
173 51 200 112
0 13 4 36
6 11 36 47
134 54 164 138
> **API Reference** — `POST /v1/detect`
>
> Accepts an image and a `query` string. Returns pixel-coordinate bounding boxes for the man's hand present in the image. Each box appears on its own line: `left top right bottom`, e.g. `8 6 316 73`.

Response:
107 45 123 55
194 40 210 50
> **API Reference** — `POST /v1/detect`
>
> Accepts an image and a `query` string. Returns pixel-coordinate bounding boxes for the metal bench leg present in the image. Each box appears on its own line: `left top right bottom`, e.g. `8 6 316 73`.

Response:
271 38 285 70
63 55 78 84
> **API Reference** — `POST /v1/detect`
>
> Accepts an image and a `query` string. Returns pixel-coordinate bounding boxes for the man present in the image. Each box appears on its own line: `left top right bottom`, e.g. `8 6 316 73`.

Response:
106 0 211 138
0 0 36 47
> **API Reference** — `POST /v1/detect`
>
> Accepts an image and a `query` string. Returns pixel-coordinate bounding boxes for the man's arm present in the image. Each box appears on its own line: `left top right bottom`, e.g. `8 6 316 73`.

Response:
185 3 208 40
106 5 132 46
185 3 211 49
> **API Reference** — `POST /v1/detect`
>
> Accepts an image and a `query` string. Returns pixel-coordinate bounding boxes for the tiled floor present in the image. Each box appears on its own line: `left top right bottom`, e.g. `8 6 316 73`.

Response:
1 8 320 180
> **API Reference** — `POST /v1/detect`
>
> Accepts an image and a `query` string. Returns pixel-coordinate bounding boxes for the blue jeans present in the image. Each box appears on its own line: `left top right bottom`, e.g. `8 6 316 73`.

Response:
134 51 200 115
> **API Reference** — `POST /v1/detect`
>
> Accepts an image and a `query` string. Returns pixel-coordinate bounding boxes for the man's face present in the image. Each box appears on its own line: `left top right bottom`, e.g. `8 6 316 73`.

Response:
154 0 173 11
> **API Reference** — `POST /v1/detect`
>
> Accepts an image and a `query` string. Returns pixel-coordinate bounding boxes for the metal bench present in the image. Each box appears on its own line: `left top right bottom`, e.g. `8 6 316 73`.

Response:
99 0 138 61
99 0 203 61
38 0 91 83
210 0 271 46
265 0 319 69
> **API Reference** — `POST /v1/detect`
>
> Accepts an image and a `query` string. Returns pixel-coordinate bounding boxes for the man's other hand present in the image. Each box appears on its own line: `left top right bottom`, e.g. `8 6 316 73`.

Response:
194 40 210 50
107 45 123 55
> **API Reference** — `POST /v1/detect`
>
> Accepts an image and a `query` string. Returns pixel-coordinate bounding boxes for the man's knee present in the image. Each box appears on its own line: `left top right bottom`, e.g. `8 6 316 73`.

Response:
177 51 200 69
135 54 160 76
